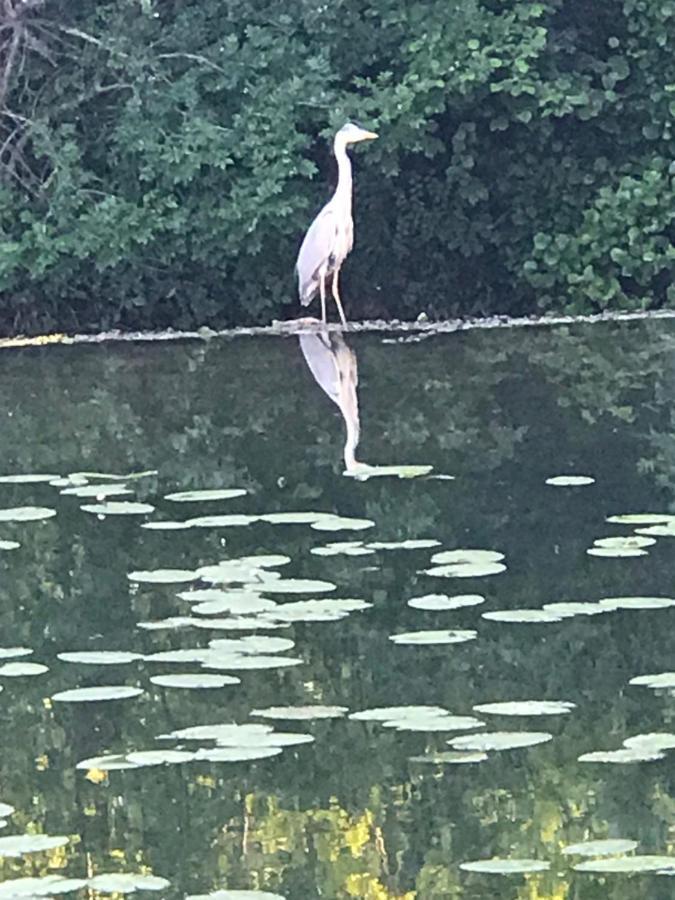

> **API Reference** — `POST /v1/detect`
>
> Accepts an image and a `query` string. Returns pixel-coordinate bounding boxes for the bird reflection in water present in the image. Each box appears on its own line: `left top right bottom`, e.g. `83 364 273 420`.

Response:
298 320 360 471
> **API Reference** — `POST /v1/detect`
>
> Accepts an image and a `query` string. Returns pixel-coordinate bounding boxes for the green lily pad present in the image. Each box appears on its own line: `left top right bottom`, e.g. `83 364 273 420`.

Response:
629 673 675 688
266 599 370 622
150 674 238 689
574 856 675 873
430 549 504 565
124 750 196 766
545 475 594 486
0 662 48 676
259 512 326 525
52 686 143 702
192 747 283 762
250 705 347 720
61 484 132 498
384 714 484 732
311 543 374 557
408 593 485 610
193 596 277 616
165 489 247 502
258 578 336 594
635 524 675 536
208 636 294 654
310 516 375 532
137 616 197 631
424 562 507 578
144 648 210 663
128 569 197 584
562 839 639 857
187 515 258 528
449 731 553 751
192 616 289 631
578 748 664 763
473 700 575 716
594 536 655 549
367 539 441 551
0 474 58 484
389 629 477 645
542 602 608 617
0 648 32 659
186 892 286 900
76 755 139 771
460 858 550 874
0 834 69 857
607 514 675 525
0 875 87 897
482 609 563 623
162 722 273 742
87 873 170 893
0 541 20 550
599 596 675 610
623 733 675 751
81 502 154 516
201 654 303 671
587 547 648 558
0 804 14 818
350 706 450 722
74 470 157 481
58 651 142 665
141 521 192 530
344 463 433 480
0 507 56 522
409 751 488 764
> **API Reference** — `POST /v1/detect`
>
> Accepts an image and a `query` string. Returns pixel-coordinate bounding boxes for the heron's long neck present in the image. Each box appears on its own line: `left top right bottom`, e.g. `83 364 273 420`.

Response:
333 139 353 214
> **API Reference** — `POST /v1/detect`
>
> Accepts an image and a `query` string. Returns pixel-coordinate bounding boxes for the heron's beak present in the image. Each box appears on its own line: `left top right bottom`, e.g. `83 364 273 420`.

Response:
362 130 378 140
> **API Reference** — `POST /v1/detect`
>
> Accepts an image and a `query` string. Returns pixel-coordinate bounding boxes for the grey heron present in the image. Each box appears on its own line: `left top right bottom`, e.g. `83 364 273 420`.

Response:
295 123 377 326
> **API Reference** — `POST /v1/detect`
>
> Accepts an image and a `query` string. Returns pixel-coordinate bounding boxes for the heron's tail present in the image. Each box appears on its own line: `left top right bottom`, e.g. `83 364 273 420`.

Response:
298 275 319 307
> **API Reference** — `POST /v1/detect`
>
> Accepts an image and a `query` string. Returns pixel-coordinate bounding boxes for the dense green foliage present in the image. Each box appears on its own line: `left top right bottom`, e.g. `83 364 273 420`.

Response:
0 0 673 333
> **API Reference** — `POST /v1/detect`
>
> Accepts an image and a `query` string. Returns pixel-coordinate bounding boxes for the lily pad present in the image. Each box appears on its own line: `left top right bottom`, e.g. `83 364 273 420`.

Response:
0 541 20 550
162 722 274 742
186 892 286 900
573 856 675 873
201 654 303 671
311 543 374 557
87 874 170 893
599 596 675 610
389 629 477 645
137 616 196 631
430 549 504 565
0 834 69 857
266 599 371 622
165 489 247 502
545 475 595 486
0 474 58 484
144 648 210 663
81 502 154 516
61 484 132 498
141 521 192 530
124 750 195 766
542 602 608 617
473 700 575 716
76 755 139 771
193 596 277 616
607 513 675 525
594 535 655 549
623 733 675 751
128 569 197 584
424 562 507 578
350 706 451 722
460 858 550 874
385 714 485 732
208 636 294 654
0 875 87 897
310 516 375 532
629 673 675 688
58 651 142 665
635 524 675 536
366 539 441 550
250 705 347 720
0 648 32 659
259 512 326 525
449 731 553 751
482 609 563 623
409 751 488 764
344 463 433 480
192 747 283 762
408 593 485 611
587 547 648 558
52 685 143 702
150 674 239 689
258 578 336 594
0 804 14 818
578 748 665 763
187 515 258 528
0 662 48 676
562 839 639 857
0 507 56 522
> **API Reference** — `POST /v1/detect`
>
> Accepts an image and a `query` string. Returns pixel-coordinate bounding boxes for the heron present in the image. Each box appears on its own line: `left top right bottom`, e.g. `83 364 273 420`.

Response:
295 122 377 326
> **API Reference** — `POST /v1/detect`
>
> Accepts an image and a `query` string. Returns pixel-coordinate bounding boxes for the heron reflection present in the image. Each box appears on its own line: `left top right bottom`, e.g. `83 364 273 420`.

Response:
298 321 360 471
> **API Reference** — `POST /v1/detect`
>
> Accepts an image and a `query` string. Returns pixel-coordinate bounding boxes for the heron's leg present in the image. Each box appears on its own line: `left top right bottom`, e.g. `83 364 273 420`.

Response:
331 269 347 326
319 276 327 324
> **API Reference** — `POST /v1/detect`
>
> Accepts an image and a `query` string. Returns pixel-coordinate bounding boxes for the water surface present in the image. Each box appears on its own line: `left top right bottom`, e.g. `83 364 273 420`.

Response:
1 320 675 898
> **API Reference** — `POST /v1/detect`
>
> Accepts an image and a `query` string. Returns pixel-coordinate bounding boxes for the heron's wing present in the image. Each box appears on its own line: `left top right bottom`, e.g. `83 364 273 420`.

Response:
295 204 339 304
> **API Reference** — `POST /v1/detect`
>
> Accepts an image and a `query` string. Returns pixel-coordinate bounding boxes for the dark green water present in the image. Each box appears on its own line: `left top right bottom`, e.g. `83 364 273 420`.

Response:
2 320 675 899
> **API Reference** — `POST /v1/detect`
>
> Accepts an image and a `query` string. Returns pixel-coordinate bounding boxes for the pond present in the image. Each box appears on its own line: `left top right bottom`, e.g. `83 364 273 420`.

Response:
2 318 675 899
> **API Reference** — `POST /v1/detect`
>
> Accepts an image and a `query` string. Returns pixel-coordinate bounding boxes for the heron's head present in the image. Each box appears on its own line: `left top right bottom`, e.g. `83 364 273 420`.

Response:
336 122 378 145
